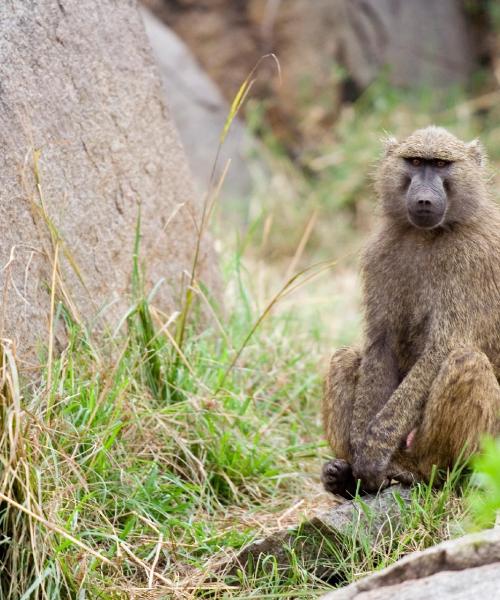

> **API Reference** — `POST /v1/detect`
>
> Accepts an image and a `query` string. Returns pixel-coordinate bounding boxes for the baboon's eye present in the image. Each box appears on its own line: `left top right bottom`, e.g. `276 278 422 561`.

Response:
435 159 448 168
411 158 421 167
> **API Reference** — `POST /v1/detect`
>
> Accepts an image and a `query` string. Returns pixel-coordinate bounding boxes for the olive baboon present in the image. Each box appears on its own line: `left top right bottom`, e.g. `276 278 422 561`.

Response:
322 126 500 497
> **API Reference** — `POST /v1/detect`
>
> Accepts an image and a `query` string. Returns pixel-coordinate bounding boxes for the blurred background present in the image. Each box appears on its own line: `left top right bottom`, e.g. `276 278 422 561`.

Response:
140 0 500 347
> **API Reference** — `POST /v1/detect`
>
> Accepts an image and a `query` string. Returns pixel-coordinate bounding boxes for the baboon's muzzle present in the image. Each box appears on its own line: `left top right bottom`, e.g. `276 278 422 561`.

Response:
406 167 447 229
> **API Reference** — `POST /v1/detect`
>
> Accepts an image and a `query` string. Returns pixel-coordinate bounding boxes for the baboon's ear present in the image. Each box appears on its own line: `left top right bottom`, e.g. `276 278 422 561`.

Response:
382 135 399 157
467 139 486 167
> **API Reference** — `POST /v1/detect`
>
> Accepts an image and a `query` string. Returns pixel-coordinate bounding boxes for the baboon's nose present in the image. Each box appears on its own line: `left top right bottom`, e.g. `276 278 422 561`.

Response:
414 195 436 213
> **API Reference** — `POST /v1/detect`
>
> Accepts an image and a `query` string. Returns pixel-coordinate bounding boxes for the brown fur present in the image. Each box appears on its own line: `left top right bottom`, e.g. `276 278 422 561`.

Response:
321 127 500 496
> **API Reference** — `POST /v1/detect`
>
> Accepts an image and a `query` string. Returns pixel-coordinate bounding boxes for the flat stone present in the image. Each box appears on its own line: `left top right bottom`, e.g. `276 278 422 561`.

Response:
229 485 411 581
321 527 500 599
340 563 500 600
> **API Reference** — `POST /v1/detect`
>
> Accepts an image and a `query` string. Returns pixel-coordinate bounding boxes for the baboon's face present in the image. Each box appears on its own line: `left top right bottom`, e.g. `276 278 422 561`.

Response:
376 127 487 230
401 157 451 230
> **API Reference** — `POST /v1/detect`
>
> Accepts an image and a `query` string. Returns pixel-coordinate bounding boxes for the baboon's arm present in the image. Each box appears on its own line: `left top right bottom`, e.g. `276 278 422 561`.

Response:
353 344 448 490
351 336 399 453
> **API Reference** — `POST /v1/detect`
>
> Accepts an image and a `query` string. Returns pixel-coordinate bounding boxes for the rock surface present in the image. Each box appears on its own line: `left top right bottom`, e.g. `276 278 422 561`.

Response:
321 527 500 599
0 0 218 367
141 7 265 207
230 485 411 580
334 0 476 91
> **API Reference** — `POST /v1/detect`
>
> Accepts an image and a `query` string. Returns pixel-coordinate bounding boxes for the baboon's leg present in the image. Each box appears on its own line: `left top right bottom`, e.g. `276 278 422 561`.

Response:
395 348 500 482
321 348 361 496
322 347 361 458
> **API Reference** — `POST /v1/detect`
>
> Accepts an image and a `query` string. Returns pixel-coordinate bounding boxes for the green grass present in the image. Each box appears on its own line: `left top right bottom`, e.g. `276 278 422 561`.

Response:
468 437 500 529
0 236 474 599
0 241 331 598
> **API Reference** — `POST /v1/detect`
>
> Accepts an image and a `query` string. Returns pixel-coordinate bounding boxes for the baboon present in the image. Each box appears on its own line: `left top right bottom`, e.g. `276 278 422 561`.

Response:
322 126 500 497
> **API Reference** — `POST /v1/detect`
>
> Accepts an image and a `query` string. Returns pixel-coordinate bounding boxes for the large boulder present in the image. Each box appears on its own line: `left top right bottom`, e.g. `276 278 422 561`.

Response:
333 0 476 92
142 0 265 109
141 7 265 208
0 0 218 367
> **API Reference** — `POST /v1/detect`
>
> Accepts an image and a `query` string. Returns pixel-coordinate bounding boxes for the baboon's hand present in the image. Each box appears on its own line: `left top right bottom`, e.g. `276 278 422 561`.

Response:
352 452 390 493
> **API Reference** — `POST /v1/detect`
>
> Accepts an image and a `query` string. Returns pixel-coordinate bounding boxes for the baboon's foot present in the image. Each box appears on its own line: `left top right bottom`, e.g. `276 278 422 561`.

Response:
321 458 358 499
390 469 417 486
389 454 420 487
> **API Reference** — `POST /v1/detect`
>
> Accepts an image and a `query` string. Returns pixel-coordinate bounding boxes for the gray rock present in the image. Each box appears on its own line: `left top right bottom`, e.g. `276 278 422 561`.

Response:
0 0 218 367
334 0 476 90
321 527 500 599
141 7 265 209
230 485 411 580
337 563 500 600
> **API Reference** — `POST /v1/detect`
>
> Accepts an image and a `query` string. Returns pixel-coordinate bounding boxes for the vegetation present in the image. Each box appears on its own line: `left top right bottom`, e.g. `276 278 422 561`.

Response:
469 438 500 529
0 235 332 598
2 78 500 599
0 240 472 599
